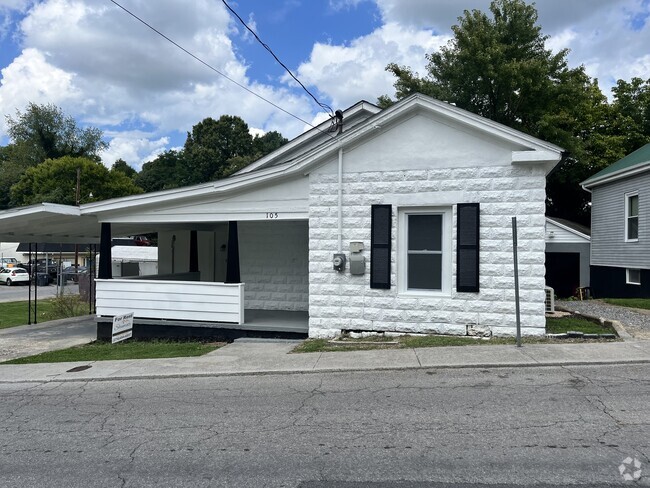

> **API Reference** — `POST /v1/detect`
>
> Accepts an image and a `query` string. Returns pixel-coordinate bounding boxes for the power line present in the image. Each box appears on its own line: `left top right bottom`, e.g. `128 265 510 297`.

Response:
108 0 334 136
221 0 334 117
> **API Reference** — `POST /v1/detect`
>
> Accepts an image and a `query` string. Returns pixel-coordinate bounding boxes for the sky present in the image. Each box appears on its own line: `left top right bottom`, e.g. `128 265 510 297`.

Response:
0 0 649 170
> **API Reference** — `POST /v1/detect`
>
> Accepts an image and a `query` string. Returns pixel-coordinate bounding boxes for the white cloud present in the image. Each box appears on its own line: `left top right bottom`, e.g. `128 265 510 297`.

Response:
0 48 80 131
102 133 170 171
0 0 319 167
292 22 448 109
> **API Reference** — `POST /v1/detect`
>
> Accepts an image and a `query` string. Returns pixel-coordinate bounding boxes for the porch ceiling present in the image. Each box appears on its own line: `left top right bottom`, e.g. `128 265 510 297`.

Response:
0 203 158 244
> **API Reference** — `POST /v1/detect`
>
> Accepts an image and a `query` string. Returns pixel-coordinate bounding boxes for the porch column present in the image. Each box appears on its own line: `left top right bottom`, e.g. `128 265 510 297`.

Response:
225 221 240 283
98 223 112 279
189 230 199 273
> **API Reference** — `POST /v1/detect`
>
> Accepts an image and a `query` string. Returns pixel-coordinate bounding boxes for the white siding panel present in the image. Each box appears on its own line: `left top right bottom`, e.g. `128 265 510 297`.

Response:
96 279 244 324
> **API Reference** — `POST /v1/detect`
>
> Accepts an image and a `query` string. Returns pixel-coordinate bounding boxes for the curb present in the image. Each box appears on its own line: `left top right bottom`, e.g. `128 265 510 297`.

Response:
555 305 636 341
2 357 649 384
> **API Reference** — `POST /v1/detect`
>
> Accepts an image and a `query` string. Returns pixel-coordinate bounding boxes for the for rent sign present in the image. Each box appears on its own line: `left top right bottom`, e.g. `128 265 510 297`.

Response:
112 312 134 344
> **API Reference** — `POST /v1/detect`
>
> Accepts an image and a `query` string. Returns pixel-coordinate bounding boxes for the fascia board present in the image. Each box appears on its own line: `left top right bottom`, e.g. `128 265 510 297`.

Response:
235 101 382 175
545 217 590 241
581 162 650 189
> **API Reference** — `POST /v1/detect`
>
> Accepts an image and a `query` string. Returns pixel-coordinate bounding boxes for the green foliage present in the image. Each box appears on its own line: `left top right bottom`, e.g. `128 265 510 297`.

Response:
43 294 88 321
3 340 223 364
184 115 288 184
111 158 137 179
380 0 650 225
10 156 143 207
136 149 189 192
545 316 615 335
0 300 53 330
601 298 650 310
5 102 106 167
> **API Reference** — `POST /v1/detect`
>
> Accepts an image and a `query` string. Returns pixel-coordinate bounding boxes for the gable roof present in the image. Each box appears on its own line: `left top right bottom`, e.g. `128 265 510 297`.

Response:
545 216 591 239
582 142 650 189
0 93 564 242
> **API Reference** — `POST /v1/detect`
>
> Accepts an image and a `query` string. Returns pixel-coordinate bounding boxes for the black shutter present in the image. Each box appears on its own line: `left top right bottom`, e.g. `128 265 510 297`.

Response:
457 203 479 292
370 204 391 289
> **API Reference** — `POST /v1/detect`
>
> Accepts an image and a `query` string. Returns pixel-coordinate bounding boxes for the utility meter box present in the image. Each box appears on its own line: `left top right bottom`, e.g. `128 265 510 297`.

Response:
349 253 366 275
332 253 346 272
349 241 364 253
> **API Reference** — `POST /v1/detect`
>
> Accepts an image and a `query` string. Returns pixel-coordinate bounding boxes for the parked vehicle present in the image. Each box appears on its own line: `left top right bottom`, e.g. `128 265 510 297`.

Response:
62 265 88 283
0 267 30 286
21 259 58 283
0 257 20 268
132 235 152 246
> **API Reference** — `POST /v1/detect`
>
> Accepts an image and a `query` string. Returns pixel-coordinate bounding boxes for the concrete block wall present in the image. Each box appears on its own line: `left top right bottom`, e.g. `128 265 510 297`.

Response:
308 165 548 338
238 220 309 311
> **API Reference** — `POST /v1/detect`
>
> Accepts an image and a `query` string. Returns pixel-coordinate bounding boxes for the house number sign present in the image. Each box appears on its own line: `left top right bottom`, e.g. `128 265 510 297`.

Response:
265 212 279 219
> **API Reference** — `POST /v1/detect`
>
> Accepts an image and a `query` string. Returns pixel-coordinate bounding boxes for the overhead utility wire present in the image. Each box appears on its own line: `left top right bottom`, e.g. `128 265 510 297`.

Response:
108 0 334 137
221 0 334 117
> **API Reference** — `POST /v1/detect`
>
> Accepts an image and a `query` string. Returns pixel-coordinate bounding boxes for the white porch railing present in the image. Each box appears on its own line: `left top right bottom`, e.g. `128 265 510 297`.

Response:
95 279 244 325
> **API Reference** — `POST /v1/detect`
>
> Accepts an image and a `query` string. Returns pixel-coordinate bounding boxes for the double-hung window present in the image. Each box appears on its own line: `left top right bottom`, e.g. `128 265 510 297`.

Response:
626 192 639 241
399 208 451 294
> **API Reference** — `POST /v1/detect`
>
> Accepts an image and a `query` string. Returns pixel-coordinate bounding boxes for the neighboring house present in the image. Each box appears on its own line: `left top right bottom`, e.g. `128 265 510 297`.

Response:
544 217 590 298
582 143 650 298
0 94 563 338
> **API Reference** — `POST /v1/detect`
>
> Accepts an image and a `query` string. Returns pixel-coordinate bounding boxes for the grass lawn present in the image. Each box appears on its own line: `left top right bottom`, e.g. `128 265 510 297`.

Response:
0 300 57 330
601 298 650 310
2 340 224 364
293 315 618 353
546 315 615 335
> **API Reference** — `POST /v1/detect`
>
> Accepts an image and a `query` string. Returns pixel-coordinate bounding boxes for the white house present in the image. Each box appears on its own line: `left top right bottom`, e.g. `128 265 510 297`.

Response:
0 94 563 339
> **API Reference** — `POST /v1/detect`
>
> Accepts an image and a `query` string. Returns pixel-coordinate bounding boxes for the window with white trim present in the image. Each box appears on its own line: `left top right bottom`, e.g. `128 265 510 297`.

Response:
626 268 641 285
398 208 451 295
626 192 639 241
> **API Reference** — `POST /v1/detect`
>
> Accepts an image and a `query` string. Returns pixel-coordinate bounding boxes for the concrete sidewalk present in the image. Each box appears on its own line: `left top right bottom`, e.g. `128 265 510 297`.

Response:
1 337 650 384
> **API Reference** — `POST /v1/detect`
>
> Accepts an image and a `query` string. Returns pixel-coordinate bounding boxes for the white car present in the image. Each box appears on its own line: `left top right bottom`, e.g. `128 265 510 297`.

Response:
0 267 30 286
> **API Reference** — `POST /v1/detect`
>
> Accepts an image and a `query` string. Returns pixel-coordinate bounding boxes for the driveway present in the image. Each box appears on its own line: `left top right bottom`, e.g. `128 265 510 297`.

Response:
0 315 96 362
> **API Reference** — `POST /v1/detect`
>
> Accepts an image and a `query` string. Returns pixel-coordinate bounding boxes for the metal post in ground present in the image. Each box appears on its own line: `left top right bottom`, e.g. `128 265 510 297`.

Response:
512 217 521 347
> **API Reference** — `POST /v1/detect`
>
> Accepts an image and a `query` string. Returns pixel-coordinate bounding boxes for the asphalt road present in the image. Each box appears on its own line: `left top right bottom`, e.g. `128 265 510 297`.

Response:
1 364 648 487
0 282 79 303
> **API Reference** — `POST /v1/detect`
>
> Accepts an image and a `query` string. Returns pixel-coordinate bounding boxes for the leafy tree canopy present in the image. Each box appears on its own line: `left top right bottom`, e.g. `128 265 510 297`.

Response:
6 103 107 167
111 158 138 179
10 156 143 207
136 150 189 193
379 0 649 225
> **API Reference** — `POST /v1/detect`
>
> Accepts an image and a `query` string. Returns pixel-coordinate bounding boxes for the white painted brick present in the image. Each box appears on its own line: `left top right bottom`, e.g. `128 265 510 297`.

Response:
308 164 547 337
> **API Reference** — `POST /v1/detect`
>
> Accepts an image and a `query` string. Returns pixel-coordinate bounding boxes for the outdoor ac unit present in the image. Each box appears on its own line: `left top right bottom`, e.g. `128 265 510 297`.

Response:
545 286 555 313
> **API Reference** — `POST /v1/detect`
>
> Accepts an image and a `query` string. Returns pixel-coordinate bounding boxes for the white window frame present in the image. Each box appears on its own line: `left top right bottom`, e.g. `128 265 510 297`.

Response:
626 268 641 285
398 207 452 296
625 192 639 242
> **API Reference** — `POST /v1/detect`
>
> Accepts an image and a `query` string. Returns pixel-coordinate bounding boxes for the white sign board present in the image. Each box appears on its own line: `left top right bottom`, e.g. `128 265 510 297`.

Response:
112 312 134 344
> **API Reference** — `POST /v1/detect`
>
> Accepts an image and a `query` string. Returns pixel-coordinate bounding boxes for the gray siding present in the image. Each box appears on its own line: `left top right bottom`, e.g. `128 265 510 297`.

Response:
591 171 650 269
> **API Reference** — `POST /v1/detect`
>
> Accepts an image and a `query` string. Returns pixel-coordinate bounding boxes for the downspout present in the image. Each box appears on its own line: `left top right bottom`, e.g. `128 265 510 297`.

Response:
336 109 344 253
338 145 343 253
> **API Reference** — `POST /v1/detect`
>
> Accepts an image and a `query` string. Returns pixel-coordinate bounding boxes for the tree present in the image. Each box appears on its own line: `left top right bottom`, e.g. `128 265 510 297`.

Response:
6 103 107 167
184 115 254 184
610 77 650 153
380 0 626 224
136 150 189 193
10 156 143 207
111 158 138 179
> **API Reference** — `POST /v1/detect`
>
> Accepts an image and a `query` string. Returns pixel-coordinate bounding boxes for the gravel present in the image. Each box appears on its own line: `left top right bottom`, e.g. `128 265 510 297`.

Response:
557 300 650 339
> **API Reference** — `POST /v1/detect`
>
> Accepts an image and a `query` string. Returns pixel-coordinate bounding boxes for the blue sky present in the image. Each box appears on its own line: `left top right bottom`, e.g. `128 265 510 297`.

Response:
0 0 649 170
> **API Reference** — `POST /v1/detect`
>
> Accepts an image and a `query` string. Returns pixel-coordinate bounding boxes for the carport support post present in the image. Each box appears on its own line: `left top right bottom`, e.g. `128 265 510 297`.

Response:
98 223 112 279
189 230 199 273
28 243 32 325
34 242 38 324
225 221 240 284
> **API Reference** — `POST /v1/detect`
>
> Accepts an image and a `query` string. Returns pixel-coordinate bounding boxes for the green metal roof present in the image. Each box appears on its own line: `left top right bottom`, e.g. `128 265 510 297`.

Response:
582 142 650 187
